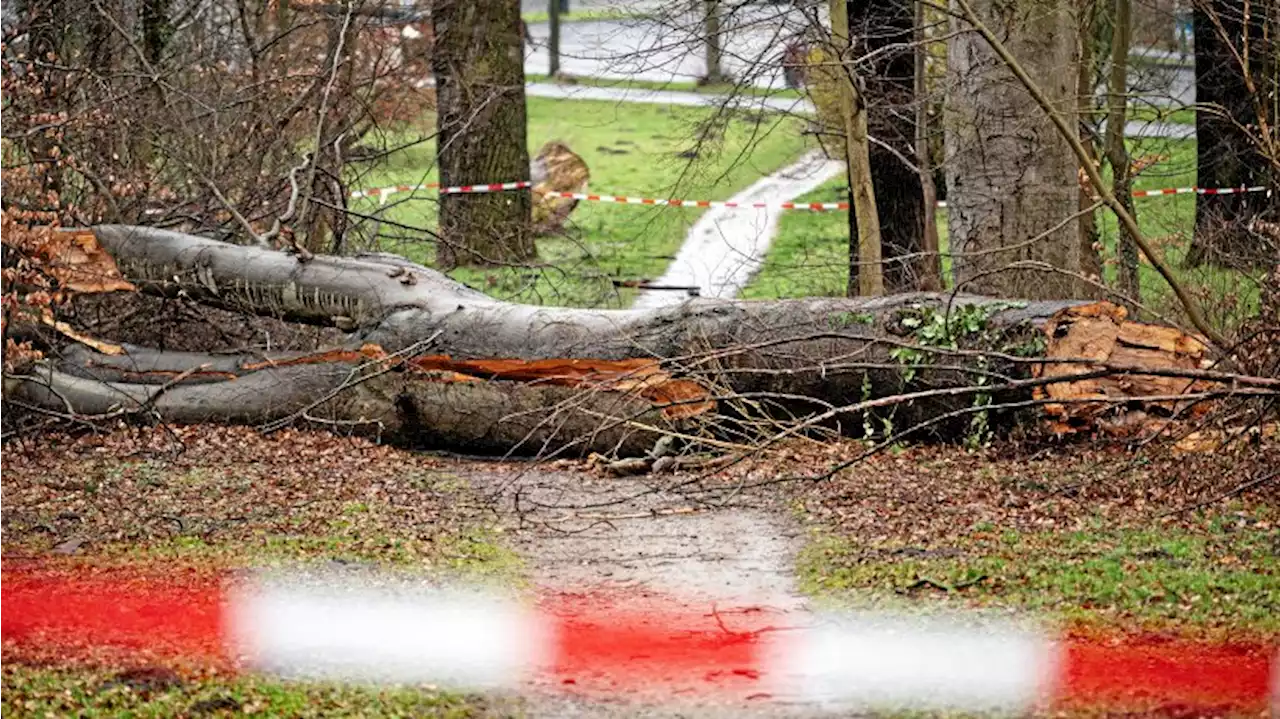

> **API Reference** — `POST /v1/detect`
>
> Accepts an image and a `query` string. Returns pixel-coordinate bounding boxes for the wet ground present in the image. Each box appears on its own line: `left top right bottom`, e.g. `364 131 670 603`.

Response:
468 464 828 717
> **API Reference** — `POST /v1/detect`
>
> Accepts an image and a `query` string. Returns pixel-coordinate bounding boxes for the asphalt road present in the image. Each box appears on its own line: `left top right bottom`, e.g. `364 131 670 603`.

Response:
522 6 1196 106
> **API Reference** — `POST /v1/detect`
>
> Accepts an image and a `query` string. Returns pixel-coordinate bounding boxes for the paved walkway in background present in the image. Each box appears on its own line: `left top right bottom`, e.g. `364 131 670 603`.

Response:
525 82 1197 140
632 150 844 310
524 81 812 114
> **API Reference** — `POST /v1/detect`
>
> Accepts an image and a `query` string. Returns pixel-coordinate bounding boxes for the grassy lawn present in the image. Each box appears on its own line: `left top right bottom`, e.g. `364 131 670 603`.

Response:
739 178 847 299
1126 104 1197 126
785 442 1280 637
526 73 806 101
354 96 810 307
800 521 1280 632
2 667 499 718
1 427 522 717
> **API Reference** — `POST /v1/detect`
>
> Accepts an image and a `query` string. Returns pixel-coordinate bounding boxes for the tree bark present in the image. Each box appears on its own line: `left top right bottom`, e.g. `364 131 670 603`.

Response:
1187 0 1279 269
432 0 535 269
848 0 928 292
945 0 1089 300
1075 0 1104 283
548 0 561 76
914 0 943 291
702 0 728 84
831 0 885 297
1104 0 1140 303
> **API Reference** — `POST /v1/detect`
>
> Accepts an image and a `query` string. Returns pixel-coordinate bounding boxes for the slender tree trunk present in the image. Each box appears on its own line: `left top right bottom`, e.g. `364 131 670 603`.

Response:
1076 0 1104 282
831 0 885 296
846 0 928 292
548 0 561 76
1187 0 1279 269
140 0 171 64
914 0 943 291
945 0 1088 300
432 0 535 269
702 0 727 84
1105 0 1140 303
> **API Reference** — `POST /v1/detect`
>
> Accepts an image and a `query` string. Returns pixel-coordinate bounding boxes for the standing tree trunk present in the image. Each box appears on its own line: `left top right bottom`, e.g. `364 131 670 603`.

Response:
1105 0 1140 303
945 0 1089 300
1186 0 1279 269
832 0 884 296
702 0 728 84
548 0 561 76
1075 0 1104 283
847 0 927 293
914 0 943 291
432 0 535 269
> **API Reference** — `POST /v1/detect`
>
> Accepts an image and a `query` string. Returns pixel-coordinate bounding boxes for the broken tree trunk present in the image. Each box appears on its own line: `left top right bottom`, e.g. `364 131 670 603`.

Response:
4 225 1242 456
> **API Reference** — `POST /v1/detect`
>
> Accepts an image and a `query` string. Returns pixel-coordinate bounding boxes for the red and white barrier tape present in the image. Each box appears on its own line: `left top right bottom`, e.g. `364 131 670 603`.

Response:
537 190 850 211
3 565 1277 713
350 181 533 201
350 181 1270 211
1131 184 1268 197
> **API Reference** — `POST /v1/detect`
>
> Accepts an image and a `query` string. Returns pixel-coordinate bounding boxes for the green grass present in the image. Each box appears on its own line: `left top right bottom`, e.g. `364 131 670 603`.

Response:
2 666 496 718
354 96 810 307
746 137 1263 330
525 73 806 100
739 178 848 299
798 517 1280 632
1125 104 1197 126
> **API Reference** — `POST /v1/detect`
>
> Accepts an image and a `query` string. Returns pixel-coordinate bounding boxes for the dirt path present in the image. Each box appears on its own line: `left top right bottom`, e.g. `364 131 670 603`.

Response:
466 464 822 717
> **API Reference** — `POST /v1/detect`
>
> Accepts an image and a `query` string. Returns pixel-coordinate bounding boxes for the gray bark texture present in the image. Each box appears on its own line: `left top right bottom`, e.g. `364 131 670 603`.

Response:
9 225 1091 456
945 0 1090 300
431 0 534 268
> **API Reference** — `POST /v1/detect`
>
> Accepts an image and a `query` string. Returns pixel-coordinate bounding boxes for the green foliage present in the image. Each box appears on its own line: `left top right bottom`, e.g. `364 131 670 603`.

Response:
881 302 1025 447
886 301 1022 382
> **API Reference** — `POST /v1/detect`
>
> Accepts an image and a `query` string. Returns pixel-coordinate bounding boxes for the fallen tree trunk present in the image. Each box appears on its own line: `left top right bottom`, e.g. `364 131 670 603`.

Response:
3 225 1251 456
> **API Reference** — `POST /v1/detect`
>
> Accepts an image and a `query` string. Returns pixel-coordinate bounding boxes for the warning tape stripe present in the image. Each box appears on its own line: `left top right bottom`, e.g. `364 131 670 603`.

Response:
349 182 1269 209
3 567 1277 712
140 183 1273 216
544 191 849 210
1130 184 1269 197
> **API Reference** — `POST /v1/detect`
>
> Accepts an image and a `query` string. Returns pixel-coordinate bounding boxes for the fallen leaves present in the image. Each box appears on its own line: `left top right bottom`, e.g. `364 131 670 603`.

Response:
0 425 491 566
39 230 137 295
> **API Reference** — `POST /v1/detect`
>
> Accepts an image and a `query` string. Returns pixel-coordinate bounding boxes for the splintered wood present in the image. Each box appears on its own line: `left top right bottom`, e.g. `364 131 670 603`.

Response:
1033 302 1216 434
213 348 712 420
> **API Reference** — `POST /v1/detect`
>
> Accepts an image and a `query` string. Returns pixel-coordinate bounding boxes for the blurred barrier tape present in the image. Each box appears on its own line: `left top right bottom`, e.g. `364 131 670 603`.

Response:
349 181 533 201
536 191 849 211
352 181 1270 210
1130 184 1269 197
3 565 1277 713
